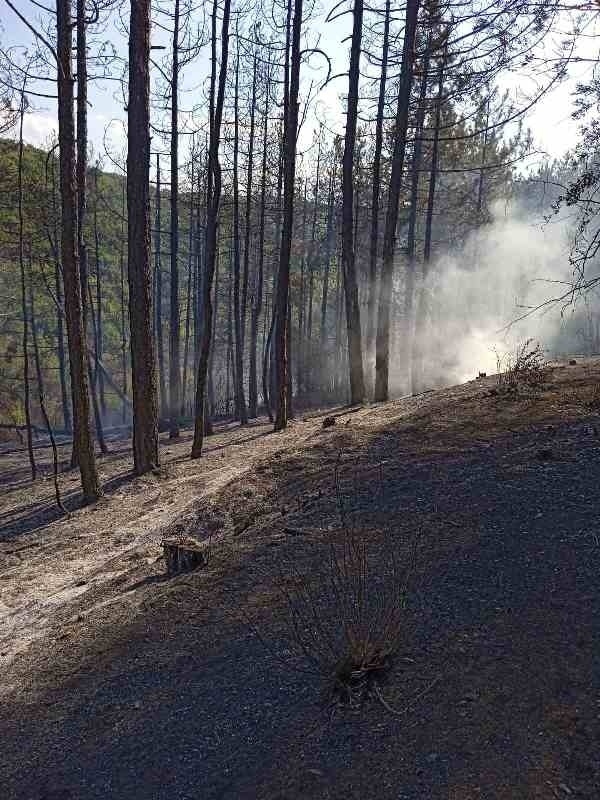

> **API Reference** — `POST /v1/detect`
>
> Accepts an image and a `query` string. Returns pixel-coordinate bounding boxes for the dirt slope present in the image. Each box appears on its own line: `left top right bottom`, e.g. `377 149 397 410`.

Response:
1 360 599 799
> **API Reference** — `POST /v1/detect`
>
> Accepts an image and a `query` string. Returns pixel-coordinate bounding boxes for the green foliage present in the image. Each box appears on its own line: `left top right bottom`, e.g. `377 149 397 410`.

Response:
0 137 128 430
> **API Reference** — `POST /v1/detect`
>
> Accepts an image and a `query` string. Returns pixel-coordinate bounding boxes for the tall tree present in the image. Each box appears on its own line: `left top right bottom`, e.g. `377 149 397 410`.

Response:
249 61 269 419
192 0 231 457
366 0 390 378
17 85 35 480
274 0 302 431
56 0 101 502
169 0 181 438
242 47 258 352
374 0 420 402
412 41 445 392
76 0 107 457
76 0 88 322
341 0 366 405
127 0 159 473
403 37 430 394
118 178 129 423
45 147 72 433
92 166 106 417
232 40 248 424
305 133 321 396
29 265 64 511
181 155 195 416
154 154 167 416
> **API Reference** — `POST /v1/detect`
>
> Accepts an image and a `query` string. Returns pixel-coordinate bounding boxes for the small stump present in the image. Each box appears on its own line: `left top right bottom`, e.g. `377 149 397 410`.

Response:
163 536 207 575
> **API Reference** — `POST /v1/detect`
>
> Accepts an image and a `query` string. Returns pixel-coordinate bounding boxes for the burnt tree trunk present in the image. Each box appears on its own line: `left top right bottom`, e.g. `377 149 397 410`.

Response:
305 136 321 396
249 68 269 419
374 0 419 402
76 0 88 319
154 155 167 417
318 172 335 398
93 167 106 416
403 42 430 395
320 171 335 349
182 158 195 416
56 0 101 502
191 0 231 457
262 311 275 422
341 0 366 405
269 117 284 413
86 284 106 445
127 0 159 473
232 43 248 424
29 265 65 511
208 234 219 423
274 0 302 431
242 49 257 353
412 45 445 393
76 0 106 455
296 178 308 394
227 245 234 416
366 0 390 379
119 178 128 423
47 149 72 433
18 91 36 481
169 0 181 438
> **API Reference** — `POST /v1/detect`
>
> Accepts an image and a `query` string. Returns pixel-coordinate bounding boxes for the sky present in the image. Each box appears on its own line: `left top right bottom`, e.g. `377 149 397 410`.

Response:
1 0 598 169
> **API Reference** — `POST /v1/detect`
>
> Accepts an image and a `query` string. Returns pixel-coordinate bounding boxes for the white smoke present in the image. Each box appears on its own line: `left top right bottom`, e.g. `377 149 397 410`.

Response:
391 200 590 393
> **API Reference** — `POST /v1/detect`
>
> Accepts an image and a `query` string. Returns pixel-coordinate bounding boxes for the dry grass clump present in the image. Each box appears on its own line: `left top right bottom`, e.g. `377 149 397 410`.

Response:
583 382 600 412
494 339 552 396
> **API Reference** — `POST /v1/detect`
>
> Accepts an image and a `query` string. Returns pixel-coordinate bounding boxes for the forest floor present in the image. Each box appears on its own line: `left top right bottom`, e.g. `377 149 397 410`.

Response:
1 358 599 799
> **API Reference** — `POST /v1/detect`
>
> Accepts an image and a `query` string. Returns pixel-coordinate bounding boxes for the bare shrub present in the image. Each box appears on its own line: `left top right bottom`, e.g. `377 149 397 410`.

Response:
272 457 421 709
584 382 600 411
494 339 551 396
565 381 600 412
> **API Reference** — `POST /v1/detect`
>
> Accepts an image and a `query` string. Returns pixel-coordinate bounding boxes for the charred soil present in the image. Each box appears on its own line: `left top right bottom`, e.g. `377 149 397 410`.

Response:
1 359 599 799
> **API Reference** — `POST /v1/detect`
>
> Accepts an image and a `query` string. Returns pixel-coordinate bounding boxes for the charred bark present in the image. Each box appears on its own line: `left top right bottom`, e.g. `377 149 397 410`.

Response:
192 0 231 457
29 266 65 511
274 0 302 431
154 154 167 416
169 0 181 438
57 0 101 502
232 43 248 424
374 0 420 402
18 92 36 481
127 0 160 473
249 70 269 418
412 46 445 393
366 0 390 379
341 0 366 405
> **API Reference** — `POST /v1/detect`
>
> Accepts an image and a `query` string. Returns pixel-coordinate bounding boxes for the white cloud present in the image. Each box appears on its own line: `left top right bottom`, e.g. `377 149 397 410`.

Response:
22 112 57 148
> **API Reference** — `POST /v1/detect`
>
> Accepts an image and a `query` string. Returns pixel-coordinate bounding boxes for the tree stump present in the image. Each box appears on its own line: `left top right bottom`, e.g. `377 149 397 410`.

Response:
163 536 207 575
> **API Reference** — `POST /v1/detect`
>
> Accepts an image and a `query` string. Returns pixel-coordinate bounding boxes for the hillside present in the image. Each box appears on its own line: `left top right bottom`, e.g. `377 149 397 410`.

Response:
0 138 129 429
1 361 599 799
